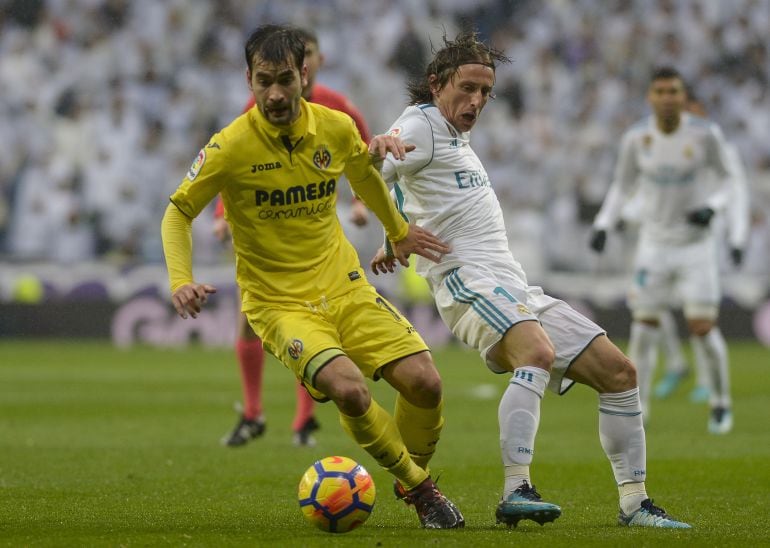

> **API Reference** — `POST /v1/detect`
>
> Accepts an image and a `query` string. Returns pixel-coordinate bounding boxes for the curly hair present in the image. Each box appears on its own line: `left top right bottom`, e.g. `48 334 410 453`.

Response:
407 30 510 105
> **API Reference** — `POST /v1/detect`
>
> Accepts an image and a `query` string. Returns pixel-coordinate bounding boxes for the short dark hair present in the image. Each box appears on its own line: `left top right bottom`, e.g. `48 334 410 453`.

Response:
244 24 305 73
407 30 510 105
295 27 319 48
650 66 683 84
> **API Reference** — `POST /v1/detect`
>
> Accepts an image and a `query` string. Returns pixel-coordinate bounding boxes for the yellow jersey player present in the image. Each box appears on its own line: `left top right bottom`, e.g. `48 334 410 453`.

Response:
161 24 463 529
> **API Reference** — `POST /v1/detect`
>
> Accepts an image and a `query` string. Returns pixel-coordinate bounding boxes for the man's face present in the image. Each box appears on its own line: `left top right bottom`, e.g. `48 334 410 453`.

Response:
302 41 323 98
647 77 686 123
247 56 307 126
431 63 495 133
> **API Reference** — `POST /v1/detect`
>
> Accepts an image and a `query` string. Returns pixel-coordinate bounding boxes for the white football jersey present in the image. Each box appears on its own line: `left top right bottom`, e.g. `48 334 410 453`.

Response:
594 113 734 245
381 104 527 284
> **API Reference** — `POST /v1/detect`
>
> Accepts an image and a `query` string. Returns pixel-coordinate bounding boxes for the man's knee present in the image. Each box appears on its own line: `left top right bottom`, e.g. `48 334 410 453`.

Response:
410 370 442 407
524 343 556 371
314 358 372 415
329 379 371 415
605 354 637 392
492 324 555 372
687 318 714 337
504 341 555 372
570 337 637 393
403 354 442 407
385 352 442 408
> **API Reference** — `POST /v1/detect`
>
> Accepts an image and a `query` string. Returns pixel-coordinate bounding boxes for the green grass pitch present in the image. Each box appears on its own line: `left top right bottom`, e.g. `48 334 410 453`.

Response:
1 339 768 546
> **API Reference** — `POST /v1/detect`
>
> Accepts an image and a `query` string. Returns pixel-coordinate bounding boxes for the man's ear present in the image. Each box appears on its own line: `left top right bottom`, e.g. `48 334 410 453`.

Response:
246 68 253 91
428 74 440 96
300 64 309 89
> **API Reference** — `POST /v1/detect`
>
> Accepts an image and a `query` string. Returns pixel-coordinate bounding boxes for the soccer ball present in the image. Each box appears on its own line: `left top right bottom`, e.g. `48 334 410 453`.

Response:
297 456 376 533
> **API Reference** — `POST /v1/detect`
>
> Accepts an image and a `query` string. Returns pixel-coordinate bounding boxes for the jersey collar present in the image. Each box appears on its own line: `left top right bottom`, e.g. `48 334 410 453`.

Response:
650 112 688 137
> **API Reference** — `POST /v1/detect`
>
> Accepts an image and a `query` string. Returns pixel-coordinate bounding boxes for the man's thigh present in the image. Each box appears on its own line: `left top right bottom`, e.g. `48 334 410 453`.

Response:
333 284 429 379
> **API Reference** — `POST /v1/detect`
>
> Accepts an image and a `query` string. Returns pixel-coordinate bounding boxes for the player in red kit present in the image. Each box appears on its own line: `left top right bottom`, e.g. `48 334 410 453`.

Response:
215 28 372 447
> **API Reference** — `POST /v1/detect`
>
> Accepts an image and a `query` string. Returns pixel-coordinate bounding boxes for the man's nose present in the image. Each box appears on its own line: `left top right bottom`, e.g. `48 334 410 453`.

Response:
267 85 285 102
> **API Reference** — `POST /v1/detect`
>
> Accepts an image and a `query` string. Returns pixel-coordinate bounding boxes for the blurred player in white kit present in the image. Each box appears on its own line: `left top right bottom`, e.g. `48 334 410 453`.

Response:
590 67 745 435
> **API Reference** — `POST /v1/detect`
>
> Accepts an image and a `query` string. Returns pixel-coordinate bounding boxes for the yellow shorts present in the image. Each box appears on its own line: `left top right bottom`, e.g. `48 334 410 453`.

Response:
245 284 428 401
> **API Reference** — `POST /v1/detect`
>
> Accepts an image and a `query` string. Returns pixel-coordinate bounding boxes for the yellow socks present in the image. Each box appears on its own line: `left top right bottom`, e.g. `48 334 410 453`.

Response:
394 394 444 471
339 399 428 490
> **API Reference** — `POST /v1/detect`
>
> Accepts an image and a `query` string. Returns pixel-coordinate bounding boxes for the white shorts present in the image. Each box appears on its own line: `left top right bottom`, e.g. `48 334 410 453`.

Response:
432 265 605 395
629 236 720 320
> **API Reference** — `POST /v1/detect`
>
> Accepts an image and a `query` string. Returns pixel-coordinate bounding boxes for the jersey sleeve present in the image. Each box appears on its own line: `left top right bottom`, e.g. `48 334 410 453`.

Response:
702 123 736 213
169 135 230 219
342 116 409 242
593 130 640 230
161 203 194 291
381 109 434 184
724 143 751 248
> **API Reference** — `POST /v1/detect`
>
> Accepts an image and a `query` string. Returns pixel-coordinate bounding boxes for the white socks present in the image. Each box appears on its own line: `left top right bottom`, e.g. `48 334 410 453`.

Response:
598 388 648 514
627 321 660 419
691 328 731 408
619 482 648 516
499 366 549 496
660 310 687 375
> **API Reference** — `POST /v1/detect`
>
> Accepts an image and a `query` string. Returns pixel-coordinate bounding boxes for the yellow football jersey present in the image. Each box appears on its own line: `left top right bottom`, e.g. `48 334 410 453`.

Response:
169 99 394 308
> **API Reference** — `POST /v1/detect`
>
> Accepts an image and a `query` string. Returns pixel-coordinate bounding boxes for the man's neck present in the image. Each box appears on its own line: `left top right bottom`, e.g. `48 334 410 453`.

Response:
302 83 315 101
656 114 681 134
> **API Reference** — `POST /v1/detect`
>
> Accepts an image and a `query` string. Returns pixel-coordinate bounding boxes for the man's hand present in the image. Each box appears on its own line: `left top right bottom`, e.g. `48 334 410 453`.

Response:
390 224 451 267
589 229 607 253
368 134 415 169
686 206 715 227
370 246 398 275
171 282 217 319
213 217 231 243
730 247 744 267
350 199 369 227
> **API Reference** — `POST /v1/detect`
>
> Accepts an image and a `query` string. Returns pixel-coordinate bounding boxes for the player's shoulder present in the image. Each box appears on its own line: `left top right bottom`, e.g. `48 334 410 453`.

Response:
412 103 441 118
617 117 653 148
683 113 722 136
306 102 359 146
307 100 350 124
389 104 435 134
217 111 253 144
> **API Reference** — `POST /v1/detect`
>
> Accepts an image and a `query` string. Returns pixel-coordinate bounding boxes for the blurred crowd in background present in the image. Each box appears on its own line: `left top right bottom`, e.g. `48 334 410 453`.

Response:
1 0 768 280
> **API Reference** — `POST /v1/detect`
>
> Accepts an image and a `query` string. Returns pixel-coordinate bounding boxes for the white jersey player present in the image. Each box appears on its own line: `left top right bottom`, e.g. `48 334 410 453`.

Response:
371 32 690 530
653 108 751 404
590 67 738 434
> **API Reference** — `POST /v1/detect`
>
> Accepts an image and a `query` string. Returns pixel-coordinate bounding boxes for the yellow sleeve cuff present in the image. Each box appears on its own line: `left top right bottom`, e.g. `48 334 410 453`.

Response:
161 202 195 292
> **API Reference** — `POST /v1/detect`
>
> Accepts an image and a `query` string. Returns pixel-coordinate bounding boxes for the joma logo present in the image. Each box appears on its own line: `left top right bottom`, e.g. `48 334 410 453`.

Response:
251 161 283 173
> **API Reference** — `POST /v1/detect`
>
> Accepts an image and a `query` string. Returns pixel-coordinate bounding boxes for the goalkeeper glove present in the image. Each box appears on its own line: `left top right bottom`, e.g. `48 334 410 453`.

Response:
686 207 715 227
589 229 607 253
